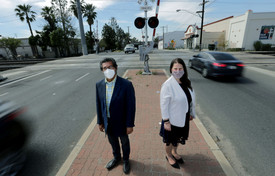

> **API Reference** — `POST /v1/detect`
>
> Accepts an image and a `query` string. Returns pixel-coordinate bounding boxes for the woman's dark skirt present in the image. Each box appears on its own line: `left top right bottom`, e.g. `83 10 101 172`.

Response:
159 115 190 147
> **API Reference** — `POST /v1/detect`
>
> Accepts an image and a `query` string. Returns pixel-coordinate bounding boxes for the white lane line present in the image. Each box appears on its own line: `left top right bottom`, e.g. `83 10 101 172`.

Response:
247 66 275 78
0 70 51 88
75 73 90 82
0 92 9 97
40 75 53 81
2 71 27 77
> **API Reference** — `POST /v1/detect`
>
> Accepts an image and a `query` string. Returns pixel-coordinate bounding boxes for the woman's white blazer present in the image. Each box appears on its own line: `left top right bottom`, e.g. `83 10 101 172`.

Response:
160 76 196 127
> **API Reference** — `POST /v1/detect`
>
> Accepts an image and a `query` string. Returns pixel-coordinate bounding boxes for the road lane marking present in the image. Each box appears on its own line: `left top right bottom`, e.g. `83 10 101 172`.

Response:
40 75 53 81
2 71 27 77
75 73 90 82
247 66 275 78
0 92 9 97
0 70 51 88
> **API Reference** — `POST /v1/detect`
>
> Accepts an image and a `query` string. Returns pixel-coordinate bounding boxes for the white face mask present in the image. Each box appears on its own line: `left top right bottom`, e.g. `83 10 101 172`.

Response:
172 70 185 79
104 69 115 79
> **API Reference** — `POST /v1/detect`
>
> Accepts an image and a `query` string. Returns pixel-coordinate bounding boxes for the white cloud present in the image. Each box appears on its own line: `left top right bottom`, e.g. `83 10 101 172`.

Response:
85 0 116 10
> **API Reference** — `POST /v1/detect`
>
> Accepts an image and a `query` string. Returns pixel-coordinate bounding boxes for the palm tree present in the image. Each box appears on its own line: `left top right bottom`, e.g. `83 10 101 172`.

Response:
15 4 38 57
83 4 97 52
15 4 36 36
83 4 97 35
41 6 57 30
70 0 85 19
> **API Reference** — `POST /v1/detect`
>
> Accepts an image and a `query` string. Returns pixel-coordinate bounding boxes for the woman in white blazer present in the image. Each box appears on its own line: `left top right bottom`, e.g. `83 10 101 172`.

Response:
160 58 196 169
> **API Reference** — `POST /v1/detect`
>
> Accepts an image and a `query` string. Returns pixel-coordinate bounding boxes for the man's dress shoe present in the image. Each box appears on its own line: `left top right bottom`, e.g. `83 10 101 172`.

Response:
106 158 120 170
123 161 130 174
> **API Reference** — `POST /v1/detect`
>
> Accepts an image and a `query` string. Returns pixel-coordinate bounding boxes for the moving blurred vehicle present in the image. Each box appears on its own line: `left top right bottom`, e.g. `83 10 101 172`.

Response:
0 100 28 175
124 44 135 54
188 51 245 78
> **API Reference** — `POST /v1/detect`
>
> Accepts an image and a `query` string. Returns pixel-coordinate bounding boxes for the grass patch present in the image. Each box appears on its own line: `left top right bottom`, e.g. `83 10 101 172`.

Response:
136 70 143 75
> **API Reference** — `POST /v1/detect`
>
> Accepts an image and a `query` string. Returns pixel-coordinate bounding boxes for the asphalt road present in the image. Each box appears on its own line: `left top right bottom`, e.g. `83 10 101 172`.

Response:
0 50 275 176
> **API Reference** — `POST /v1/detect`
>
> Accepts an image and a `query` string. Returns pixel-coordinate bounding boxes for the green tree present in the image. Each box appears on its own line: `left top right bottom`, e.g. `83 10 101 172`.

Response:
0 38 21 59
51 0 73 56
50 28 65 57
116 27 127 50
101 24 116 50
85 31 95 53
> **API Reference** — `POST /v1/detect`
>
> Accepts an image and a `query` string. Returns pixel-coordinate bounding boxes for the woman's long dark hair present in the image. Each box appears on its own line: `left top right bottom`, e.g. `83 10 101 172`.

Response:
169 58 193 90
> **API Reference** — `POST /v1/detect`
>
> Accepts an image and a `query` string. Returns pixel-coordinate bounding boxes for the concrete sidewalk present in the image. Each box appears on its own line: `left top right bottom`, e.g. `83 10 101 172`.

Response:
57 69 236 176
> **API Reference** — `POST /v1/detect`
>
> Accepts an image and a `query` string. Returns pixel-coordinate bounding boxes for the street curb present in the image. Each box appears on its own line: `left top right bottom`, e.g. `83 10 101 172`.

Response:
193 118 237 176
55 70 129 176
56 116 97 176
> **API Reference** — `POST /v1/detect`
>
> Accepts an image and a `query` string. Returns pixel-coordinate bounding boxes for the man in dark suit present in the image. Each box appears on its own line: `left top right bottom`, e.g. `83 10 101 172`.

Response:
96 58 136 174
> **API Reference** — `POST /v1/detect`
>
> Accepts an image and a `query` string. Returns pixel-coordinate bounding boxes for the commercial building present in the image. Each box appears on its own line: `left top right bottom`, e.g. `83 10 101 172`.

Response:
182 10 275 50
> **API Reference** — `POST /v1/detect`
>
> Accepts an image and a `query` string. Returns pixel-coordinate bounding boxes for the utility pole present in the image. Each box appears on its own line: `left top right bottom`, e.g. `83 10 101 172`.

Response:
76 0 88 55
144 0 149 46
199 0 207 51
127 26 130 34
162 26 165 49
96 20 99 54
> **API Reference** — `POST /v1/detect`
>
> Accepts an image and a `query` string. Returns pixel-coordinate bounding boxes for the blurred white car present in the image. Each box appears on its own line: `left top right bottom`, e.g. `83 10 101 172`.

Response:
124 44 135 54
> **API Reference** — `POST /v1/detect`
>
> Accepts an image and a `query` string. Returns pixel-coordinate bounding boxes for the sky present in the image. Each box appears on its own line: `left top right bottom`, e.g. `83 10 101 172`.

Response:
0 0 275 42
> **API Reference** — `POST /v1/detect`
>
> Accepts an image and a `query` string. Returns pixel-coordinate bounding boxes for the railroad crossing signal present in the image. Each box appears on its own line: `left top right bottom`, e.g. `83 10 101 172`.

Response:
134 17 145 29
148 16 159 28
134 16 159 29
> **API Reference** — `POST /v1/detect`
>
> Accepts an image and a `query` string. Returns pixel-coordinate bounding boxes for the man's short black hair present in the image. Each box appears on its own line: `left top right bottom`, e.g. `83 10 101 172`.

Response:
100 57 118 71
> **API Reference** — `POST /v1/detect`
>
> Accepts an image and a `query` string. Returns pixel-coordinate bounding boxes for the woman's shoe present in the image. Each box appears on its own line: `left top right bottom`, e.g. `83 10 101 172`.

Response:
165 156 180 169
172 155 184 164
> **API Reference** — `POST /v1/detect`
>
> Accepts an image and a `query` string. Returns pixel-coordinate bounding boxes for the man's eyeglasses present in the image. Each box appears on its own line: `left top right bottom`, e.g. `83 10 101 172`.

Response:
102 65 115 71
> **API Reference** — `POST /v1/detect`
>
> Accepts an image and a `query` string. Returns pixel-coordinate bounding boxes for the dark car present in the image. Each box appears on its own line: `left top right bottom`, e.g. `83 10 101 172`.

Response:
0 100 28 175
188 51 245 78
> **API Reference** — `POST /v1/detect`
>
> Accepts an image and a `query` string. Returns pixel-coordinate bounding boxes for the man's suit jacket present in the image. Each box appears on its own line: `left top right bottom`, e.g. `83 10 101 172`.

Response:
96 76 136 137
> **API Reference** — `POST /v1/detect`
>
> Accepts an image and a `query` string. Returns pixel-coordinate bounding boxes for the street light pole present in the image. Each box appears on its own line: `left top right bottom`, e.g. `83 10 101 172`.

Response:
76 0 88 55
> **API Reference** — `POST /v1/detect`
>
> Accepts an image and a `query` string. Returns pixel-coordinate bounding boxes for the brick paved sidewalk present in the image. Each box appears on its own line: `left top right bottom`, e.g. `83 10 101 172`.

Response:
65 69 226 176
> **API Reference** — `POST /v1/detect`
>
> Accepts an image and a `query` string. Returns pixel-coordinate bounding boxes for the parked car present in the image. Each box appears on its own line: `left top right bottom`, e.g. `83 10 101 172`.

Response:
0 100 28 175
188 51 245 78
124 44 135 54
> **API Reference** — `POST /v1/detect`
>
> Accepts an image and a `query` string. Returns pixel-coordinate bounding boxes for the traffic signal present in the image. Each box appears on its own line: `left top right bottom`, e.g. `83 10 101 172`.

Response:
134 17 145 29
148 16 159 28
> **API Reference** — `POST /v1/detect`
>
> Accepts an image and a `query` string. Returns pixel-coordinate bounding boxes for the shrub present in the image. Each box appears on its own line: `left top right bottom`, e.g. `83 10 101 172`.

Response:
208 44 215 50
226 48 243 52
262 44 272 51
253 41 262 51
